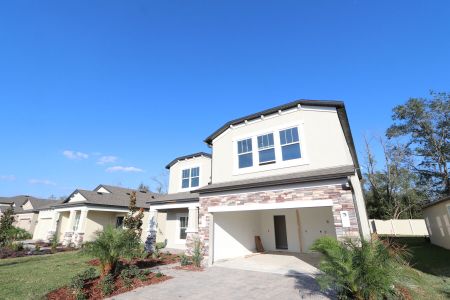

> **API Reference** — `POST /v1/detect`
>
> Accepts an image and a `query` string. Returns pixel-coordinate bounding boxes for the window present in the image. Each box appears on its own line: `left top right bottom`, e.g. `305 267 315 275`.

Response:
178 216 188 240
72 212 81 231
257 133 275 165
181 167 200 189
279 127 301 161
191 167 200 187
116 216 124 228
238 138 253 168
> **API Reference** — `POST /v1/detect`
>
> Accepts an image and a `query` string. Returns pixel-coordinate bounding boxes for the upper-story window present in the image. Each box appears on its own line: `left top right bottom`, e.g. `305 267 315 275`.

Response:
237 138 253 168
257 133 275 165
279 127 301 161
182 167 200 189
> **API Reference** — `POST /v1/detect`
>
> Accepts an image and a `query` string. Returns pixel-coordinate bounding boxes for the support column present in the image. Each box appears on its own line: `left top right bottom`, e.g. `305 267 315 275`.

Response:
145 209 158 253
46 211 60 242
73 209 88 247
185 206 200 256
63 210 77 246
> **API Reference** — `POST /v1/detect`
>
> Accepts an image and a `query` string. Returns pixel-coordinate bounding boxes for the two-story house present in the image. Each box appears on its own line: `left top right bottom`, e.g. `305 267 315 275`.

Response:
148 99 370 265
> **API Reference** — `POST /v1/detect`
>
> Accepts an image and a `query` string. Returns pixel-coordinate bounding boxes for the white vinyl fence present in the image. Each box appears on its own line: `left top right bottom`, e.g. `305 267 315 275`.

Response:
369 219 429 237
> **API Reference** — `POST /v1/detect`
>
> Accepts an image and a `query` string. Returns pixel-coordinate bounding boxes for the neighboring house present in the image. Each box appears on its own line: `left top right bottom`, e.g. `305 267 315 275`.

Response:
33 185 159 247
0 199 14 217
0 196 57 234
423 196 450 249
147 99 371 265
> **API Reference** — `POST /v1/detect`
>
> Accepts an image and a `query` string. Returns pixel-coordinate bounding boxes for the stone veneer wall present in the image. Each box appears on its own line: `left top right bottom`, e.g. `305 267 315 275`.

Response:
194 183 361 258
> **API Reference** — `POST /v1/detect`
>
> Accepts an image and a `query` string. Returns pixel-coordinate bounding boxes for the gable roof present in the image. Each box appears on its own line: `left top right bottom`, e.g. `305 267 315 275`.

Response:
55 185 160 209
423 195 450 209
204 99 361 178
165 152 212 169
0 195 59 213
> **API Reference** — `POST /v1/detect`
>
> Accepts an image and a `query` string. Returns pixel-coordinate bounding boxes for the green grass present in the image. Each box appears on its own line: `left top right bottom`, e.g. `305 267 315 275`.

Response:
392 238 450 299
0 251 93 300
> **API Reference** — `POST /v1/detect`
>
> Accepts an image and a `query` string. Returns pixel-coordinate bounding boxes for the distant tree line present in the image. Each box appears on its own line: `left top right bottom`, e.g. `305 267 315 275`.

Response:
363 91 449 219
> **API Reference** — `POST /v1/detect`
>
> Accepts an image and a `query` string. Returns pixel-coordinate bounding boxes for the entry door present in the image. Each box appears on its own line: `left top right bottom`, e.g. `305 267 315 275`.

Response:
274 215 288 250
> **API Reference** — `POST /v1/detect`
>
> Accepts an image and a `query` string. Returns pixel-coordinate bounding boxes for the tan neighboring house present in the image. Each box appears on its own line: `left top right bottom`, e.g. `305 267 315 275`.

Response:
33 185 158 247
147 99 371 265
423 196 450 249
0 196 58 234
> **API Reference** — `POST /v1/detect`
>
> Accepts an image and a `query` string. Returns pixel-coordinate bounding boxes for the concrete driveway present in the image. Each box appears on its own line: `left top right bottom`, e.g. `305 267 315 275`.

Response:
213 252 322 276
110 253 333 300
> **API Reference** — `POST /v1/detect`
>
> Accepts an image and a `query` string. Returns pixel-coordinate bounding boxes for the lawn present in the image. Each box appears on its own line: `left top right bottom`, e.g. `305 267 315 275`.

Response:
0 251 93 300
393 238 450 300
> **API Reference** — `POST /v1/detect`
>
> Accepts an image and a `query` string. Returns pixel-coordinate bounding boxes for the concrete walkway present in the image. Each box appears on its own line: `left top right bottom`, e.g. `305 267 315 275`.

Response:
110 266 333 300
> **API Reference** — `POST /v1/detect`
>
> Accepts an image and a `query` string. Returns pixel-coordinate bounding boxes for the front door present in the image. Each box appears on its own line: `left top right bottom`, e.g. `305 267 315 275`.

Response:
274 215 288 250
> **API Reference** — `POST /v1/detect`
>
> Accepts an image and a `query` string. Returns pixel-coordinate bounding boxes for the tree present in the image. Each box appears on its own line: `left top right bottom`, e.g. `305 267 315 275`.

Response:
137 182 149 192
123 191 144 237
363 137 424 219
83 226 141 275
386 91 450 198
0 207 15 247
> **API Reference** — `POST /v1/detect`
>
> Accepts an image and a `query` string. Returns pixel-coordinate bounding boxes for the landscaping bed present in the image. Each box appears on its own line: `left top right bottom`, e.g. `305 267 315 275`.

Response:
0 246 76 259
47 271 171 300
87 252 180 269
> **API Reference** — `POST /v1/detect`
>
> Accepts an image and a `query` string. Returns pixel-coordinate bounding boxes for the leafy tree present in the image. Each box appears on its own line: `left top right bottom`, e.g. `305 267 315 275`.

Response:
386 91 449 198
83 226 141 276
311 236 410 300
123 191 144 237
0 207 15 247
363 137 425 219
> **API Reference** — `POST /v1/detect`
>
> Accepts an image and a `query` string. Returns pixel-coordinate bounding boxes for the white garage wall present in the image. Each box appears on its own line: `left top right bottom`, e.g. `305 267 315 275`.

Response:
214 211 261 260
299 207 336 252
259 209 300 253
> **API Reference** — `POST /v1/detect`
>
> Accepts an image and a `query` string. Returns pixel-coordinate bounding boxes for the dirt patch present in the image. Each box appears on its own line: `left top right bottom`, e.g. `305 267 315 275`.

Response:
47 273 171 300
174 265 204 272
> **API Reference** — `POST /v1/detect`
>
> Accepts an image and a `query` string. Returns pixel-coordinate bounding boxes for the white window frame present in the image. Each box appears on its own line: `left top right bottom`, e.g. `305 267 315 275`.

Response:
180 166 201 190
257 132 276 165
237 138 254 169
232 121 308 176
279 127 302 161
175 213 189 244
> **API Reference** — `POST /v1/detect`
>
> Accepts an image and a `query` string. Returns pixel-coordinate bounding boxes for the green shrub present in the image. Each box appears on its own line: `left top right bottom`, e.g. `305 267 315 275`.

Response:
8 227 32 241
192 239 203 268
99 273 114 296
83 226 141 275
311 236 409 299
155 271 164 278
70 268 97 299
11 242 24 251
120 265 140 288
50 234 58 253
0 207 14 247
180 254 191 266
35 244 40 252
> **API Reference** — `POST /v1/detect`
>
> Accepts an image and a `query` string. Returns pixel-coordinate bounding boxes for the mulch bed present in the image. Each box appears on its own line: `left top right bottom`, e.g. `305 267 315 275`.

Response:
0 246 76 259
174 265 204 272
87 253 180 269
47 273 171 300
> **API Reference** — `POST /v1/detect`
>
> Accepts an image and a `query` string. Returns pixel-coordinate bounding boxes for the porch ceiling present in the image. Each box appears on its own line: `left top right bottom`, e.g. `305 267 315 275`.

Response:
208 199 333 213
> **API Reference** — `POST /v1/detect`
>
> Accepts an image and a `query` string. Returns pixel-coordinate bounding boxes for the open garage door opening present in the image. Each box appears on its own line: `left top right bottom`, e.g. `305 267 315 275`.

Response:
212 206 337 262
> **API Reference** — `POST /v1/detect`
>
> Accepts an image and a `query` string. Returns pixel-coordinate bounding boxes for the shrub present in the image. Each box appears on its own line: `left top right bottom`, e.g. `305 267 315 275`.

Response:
35 244 40 252
0 207 14 247
99 274 114 296
155 271 164 278
180 254 191 266
8 227 32 241
311 236 409 299
83 226 141 275
11 242 24 252
70 268 97 300
50 234 58 253
120 265 141 288
192 239 203 268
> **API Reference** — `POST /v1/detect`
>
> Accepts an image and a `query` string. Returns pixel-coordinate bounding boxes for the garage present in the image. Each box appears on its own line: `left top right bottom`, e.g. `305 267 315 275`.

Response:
32 210 54 241
211 204 337 262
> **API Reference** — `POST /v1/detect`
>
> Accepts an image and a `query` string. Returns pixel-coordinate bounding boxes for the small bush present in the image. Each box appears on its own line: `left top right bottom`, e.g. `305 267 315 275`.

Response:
155 272 164 278
99 274 114 296
120 265 141 288
70 268 97 299
11 242 24 251
192 239 203 268
180 254 191 266
35 244 40 252
50 234 58 253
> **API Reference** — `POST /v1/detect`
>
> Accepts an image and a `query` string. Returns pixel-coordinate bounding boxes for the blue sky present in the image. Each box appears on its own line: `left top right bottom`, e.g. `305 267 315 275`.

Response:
0 1 449 198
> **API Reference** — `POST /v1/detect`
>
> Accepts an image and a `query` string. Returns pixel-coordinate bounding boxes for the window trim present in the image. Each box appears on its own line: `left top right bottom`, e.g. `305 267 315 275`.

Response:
176 213 189 244
232 122 308 176
181 166 201 190
279 127 301 161
257 132 276 165
237 138 254 169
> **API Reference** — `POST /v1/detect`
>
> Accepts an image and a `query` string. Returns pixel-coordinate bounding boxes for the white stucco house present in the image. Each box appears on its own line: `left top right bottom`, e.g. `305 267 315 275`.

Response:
147 99 371 265
423 196 450 249
32 185 159 246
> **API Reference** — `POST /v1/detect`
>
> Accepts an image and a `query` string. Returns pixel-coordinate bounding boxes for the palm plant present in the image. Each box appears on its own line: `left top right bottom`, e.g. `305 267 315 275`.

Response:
83 226 141 276
311 236 409 300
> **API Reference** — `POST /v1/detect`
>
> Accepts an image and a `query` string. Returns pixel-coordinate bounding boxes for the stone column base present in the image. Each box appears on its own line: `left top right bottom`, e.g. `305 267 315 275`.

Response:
62 231 74 247
73 232 84 248
145 230 157 253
